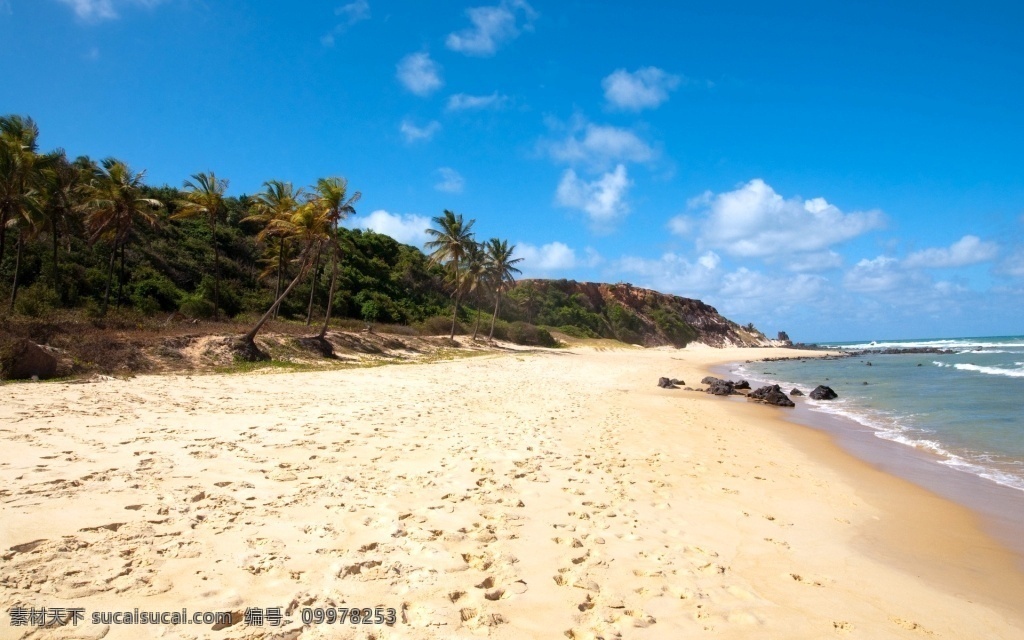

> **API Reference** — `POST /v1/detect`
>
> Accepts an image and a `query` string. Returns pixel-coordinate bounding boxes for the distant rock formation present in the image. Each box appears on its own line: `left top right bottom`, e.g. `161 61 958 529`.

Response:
790 388 805 396
516 279 772 348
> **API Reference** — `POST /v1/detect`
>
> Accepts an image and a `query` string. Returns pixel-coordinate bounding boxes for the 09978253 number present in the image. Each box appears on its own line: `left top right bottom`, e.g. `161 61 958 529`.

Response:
300 607 397 625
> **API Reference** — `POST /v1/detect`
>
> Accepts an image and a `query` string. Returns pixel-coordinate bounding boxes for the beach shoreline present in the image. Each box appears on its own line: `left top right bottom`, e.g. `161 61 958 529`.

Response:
714 352 1024 564
2 342 1023 639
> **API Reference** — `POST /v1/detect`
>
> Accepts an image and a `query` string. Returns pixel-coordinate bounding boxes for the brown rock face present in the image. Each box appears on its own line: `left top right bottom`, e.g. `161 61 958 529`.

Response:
516 279 770 348
1 338 58 380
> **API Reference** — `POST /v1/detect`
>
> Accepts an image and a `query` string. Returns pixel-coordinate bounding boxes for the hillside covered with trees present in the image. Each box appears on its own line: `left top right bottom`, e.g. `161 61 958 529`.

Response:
1 114 765 375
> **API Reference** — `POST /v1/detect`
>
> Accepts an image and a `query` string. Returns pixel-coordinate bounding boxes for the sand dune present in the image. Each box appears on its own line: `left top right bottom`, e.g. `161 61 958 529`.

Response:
2 343 1023 639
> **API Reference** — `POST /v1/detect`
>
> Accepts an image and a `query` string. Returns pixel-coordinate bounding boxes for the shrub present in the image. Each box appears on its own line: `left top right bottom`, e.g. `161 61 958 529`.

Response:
651 308 698 347
508 321 557 347
179 294 216 319
13 283 59 317
557 324 598 339
417 315 465 336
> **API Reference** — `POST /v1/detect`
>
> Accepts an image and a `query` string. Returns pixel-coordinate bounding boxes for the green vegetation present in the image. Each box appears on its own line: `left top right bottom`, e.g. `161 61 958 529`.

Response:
0 113 707 361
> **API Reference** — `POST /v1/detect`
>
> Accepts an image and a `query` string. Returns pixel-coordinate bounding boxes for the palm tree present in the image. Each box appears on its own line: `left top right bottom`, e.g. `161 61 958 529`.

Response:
1 115 44 310
174 171 228 319
84 158 163 315
240 201 329 348
484 238 523 341
424 209 475 339
0 115 40 271
312 177 360 339
37 150 86 301
461 241 487 339
244 180 303 319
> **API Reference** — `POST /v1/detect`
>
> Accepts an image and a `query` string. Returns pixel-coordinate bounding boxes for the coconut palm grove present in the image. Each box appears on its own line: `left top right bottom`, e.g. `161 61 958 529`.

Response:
1 113 698 365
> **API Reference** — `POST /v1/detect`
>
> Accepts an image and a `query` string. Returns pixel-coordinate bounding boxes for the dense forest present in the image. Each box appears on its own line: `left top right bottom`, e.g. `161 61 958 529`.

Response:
0 114 716 358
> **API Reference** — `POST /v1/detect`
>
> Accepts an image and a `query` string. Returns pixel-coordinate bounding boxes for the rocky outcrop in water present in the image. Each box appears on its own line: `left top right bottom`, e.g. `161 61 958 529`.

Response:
809 385 838 400
749 384 796 407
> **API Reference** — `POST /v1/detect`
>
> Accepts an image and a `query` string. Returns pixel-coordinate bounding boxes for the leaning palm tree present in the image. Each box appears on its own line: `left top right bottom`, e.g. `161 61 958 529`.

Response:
240 201 329 349
310 177 360 337
174 171 228 319
83 158 163 315
424 209 475 339
243 180 303 319
484 238 523 341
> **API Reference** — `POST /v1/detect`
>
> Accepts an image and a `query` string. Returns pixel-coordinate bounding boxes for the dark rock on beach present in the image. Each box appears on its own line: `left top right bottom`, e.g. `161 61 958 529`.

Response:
809 385 839 400
701 377 738 396
790 388 804 396
657 377 678 389
749 384 796 407
733 380 750 390
0 338 58 380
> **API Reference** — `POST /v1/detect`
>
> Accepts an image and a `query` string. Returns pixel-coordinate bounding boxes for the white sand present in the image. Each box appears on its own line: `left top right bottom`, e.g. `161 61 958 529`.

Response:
2 343 1024 639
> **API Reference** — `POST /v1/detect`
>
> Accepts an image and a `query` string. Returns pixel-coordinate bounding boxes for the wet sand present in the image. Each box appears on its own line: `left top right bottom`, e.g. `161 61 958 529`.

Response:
2 343 1023 639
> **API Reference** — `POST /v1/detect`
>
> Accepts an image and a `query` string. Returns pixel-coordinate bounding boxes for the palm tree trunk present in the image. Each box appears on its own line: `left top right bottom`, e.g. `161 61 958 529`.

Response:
449 258 461 340
488 294 501 340
274 239 284 319
472 291 481 340
0 209 8 268
212 217 221 320
319 241 339 339
116 242 126 308
305 243 322 325
101 245 116 315
8 232 24 312
243 256 309 344
51 224 60 300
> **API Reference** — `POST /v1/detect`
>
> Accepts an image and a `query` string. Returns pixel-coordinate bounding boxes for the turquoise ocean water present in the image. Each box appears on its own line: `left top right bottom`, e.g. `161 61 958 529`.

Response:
736 336 1024 493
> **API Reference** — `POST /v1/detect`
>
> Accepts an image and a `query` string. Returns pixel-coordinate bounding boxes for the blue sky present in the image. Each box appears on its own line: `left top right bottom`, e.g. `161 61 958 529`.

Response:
2 0 1022 341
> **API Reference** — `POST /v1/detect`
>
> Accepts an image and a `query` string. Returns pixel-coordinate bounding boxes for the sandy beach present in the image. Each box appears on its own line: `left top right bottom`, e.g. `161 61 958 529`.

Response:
2 342 1024 639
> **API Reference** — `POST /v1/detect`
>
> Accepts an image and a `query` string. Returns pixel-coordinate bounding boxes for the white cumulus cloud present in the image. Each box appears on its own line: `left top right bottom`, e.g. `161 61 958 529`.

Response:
602 67 681 111
615 251 722 298
545 119 653 170
349 210 431 246
434 167 465 193
516 241 577 271
445 92 508 111
695 178 884 259
903 235 999 269
399 119 440 143
556 164 632 226
843 256 905 293
396 52 443 96
446 0 537 57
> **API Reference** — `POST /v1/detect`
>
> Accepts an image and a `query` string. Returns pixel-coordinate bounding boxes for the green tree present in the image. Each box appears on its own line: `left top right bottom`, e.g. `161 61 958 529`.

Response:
241 201 329 346
461 241 487 339
424 209 475 339
37 151 86 301
484 238 523 341
173 171 228 318
84 158 163 315
0 115 43 310
311 176 360 338
244 180 303 319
